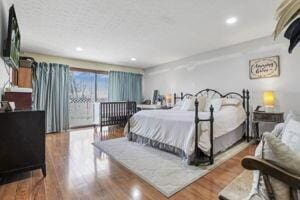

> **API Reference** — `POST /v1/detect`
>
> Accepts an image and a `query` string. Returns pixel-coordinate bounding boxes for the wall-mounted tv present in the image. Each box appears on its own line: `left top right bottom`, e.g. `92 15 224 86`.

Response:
3 5 21 69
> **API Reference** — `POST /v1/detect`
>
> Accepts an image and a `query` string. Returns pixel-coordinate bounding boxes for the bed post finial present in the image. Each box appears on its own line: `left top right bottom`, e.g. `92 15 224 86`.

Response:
209 105 214 164
246 90 250 142
127 100 130 135
174 93 176 105
194 99 199 122
242 89 246 109
210 105 214 120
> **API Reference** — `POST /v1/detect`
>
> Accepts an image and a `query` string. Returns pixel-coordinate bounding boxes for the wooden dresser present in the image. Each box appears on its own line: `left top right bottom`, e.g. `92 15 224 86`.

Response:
0 110 46 177
4 92 32 110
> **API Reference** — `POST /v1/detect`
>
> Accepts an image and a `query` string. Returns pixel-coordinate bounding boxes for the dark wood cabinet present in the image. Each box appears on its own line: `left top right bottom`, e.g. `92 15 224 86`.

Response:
0 110 46 178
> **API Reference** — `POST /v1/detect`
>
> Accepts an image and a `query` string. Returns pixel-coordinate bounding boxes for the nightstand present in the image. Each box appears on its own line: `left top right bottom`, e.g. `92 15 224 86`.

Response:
252 111 284 142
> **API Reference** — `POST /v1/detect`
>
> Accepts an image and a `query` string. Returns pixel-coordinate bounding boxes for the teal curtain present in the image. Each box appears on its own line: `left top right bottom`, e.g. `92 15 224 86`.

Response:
32 62 70 133
108 71 142 103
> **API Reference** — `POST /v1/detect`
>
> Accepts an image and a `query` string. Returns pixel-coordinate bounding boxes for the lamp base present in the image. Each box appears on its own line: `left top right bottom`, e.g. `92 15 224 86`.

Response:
264 106 275 113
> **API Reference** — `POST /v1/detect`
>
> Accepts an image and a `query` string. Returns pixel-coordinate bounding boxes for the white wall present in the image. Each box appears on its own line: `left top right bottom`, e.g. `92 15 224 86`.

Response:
144 36 300 115
0 0 10 98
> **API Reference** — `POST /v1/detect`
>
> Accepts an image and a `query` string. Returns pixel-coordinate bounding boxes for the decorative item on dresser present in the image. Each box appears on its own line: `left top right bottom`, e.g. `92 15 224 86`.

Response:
12 57 35 88
0 110 46 178
127 89 250 166
99 101 137 132
253 111 284 142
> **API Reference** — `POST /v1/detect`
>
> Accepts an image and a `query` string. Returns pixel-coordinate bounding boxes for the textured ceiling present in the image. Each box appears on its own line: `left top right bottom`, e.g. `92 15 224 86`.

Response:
5 0 279 68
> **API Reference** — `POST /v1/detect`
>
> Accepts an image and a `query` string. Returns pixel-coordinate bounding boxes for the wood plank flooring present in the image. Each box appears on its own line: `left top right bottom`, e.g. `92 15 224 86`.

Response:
0 127 256 200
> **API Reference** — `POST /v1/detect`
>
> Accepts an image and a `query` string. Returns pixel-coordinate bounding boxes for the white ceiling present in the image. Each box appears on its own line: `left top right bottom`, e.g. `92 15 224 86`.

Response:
5 0 279 68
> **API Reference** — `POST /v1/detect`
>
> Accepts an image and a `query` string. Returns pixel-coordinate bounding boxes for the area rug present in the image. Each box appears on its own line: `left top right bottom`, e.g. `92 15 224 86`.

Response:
218 170 253 200
93 138 249 197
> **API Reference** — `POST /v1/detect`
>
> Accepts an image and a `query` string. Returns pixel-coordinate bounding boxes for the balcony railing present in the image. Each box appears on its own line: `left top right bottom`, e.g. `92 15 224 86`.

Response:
69 97 107 128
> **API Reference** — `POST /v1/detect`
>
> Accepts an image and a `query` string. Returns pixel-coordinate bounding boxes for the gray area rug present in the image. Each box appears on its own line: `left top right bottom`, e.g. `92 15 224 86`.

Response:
93 137 249 197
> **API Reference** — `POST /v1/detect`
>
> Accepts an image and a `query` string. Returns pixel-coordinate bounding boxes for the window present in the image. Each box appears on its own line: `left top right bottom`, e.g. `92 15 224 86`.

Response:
69 68 108 128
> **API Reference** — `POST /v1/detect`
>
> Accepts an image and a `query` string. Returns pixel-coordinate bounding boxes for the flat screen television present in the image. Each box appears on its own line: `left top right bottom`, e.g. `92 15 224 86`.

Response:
3 5 21 69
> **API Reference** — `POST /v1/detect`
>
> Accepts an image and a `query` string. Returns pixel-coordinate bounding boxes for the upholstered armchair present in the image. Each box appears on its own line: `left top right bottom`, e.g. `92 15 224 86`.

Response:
243 156 300 200
219 114 300 200
219 156 300 200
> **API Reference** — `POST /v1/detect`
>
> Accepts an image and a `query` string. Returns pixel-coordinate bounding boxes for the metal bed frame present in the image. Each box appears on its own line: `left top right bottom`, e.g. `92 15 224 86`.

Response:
173 89 250 165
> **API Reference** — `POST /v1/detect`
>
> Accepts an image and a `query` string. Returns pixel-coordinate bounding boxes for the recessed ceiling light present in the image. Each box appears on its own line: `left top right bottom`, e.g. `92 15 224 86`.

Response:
131 58 136 61
76 47 83 52
226 17 238 25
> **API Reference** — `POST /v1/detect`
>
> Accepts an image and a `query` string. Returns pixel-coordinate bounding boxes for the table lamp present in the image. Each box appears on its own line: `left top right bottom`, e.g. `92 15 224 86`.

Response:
165 94 172 107
263 91 275 112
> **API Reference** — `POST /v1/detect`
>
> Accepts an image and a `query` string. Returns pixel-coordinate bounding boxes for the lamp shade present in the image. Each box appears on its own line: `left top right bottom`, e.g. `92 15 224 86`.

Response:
263 91 275 107
165 94 172 103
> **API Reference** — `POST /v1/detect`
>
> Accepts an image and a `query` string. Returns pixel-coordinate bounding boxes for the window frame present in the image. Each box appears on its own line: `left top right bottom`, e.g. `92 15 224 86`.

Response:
69 67 109 129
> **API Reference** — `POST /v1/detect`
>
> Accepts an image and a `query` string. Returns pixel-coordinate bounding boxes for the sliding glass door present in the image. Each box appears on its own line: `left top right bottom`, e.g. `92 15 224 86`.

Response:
69 69 108 128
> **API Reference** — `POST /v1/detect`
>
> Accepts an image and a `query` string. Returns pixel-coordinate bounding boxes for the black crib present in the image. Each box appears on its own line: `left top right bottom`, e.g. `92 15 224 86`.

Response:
100 101 137 131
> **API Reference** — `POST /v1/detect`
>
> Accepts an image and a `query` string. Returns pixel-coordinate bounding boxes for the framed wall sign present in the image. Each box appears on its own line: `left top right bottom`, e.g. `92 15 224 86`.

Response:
249 56 280 79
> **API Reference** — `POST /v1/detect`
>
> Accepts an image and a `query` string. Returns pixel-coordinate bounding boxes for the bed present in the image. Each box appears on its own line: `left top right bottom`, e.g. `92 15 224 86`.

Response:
126 89 250 165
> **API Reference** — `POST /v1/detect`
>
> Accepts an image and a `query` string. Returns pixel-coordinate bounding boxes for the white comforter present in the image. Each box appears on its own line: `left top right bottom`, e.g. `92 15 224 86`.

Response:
126 104 246 156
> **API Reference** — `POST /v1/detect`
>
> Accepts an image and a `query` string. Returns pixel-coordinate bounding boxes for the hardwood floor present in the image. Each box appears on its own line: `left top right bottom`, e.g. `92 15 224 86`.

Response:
0 127 256 200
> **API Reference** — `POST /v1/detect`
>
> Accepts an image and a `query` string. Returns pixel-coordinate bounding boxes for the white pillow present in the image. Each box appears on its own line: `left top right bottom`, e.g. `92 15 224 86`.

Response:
281 119 300 153
204 98 222 112
271 123 285 138
275 110 299 138
266 133 300 176
180 98 195 111
285 110 300 124
196 96 206 112
173 100 183 108
221 98 241 106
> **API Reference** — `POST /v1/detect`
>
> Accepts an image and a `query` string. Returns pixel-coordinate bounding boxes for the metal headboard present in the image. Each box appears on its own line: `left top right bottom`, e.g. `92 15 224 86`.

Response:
174 88 250 142
175 89 249 112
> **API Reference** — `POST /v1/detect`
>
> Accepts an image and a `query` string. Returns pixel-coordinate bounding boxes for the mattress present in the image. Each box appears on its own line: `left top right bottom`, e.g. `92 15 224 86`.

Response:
126 104 246 156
